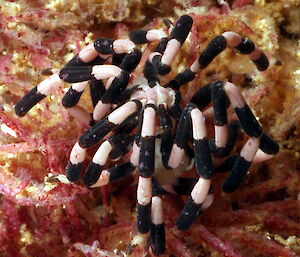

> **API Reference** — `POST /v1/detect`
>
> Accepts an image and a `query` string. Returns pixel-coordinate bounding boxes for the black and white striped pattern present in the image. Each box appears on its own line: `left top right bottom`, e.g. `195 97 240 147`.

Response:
151 15 193 75
14 14 280 256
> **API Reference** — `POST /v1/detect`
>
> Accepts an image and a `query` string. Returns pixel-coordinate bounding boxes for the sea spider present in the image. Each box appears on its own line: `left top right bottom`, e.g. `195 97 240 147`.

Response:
15 14 279 255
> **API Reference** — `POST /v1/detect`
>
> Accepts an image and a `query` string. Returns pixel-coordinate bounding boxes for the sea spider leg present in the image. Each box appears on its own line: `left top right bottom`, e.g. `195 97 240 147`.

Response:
167 105 192 169
144 38 169 87
191 81 278 160
136 101 157 234
62 81 89 109
89 79 106 109
66 100 142 181
14 39 123 117
152 179 214 255
93 49 142 121
166 31 270 90
151 15 193 75
108 134 136 160
254 133 279 162
129 29 167 44
61 80 94 126
79 100 142 148
192 81 278 191
62 55 106 109
211 81 229 152
83 135 135 187
150 180 165 256
222 136 260 193
168 178 214 213
128 29 168 88
63 30 166 122
190 105 214 179
62 53 110 125
210 81 241 161
221 81 279 192
174 104 213 231
158 104 173 169
14 64 125 117
214 131 279 172
169 90 182 118
59 64 130 124
66 142 87 182
63 48 142 124
64 29 168 123
59 64 128 83
130 108 144 167
190 83 213 110
210 120 242 159
14 73 63 117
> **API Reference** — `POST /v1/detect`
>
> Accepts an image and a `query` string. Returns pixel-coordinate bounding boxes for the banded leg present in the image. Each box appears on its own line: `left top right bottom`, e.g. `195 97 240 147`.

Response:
254 133 279 162
210 82 240 159
66 142 86 182
144 38 168 87
169 90 182 119
60 81 93 125
175 105 213 230
64 45 107 68
62 79 106 126
129 29 167 44
190 83 213 110
79 100 142 148
89 79 106 108
130 109 144 167
15 73 63 117
57 38 136 86
88 162 135 188
171 178 214 211
59 38 136 82
94 29 165 61
152 15 193 75
222 137 260 192
221 81 279 192
166 31 270 90
209 120 241 158
113 112 139 135
93 49 142 121
215 133 279 172
62 52 107 125
176 178 211 231
109 134 135 160
168 104 193 169
150 180 165 256
158 104 173 169
137 102 157 234
59 64 128 83
161 179 214 234
223 81 261 191
83 135 135 186
190 105 214 179
66 99 141 183
14 36 135 117
93 38 135 55
211 81 228 154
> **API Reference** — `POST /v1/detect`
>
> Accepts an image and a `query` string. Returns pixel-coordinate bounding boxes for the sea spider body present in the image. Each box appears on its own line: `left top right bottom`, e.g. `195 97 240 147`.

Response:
15 14 279 255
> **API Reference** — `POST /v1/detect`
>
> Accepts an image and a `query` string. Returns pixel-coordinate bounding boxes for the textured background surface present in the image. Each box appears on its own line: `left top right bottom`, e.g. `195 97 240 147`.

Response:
0 0 300 256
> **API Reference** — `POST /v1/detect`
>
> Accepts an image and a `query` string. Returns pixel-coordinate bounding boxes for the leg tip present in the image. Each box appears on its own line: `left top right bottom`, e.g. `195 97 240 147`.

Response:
15 103 27 117
66 161 82 182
